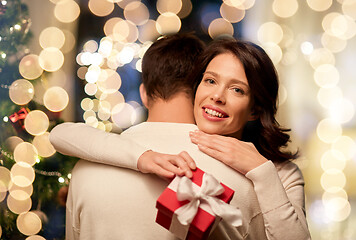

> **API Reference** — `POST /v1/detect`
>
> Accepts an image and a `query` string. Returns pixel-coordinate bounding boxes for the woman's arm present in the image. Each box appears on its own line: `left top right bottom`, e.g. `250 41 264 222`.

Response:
189 130 311 240
49 122 195 178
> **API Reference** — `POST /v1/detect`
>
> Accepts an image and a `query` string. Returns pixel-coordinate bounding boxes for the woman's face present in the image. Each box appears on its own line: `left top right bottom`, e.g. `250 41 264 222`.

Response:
193 52 255 138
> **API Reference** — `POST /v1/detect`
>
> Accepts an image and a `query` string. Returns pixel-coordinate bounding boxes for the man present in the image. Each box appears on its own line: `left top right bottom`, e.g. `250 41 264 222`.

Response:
50 33 265 239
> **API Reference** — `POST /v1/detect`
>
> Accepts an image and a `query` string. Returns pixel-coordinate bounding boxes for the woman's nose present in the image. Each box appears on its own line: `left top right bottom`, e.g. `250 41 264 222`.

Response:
210 89 225 104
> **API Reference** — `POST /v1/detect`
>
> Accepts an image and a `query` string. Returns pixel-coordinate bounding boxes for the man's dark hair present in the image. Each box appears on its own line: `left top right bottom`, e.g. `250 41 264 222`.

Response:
141 33 205 102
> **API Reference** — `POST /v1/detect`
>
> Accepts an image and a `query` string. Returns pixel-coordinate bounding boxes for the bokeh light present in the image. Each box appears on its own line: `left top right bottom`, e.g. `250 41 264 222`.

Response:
307 0 332 12
272 0 298 18
331 135 356 160
7 194 32 214
43 86 69 112
314 64 339 88
39 27 65 49
54 0 80 23
156 0 182 14
32 132 56 158
156 12 181 35
321 169 346 192
316 118 342 143
16 211 42 236
124 1 149 25
13 142 38 166
111 103 136 129
10 162 35 188
257 22 283 44
88 0 114 17
321 150 347 171
19 54 43 80
220 3 245 23
24 110 49 136
39 47 64 72
208 18 234 39
9 79 35 105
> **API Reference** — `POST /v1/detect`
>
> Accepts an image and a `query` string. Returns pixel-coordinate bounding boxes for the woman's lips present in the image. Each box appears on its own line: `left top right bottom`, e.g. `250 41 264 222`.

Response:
202 105 228 121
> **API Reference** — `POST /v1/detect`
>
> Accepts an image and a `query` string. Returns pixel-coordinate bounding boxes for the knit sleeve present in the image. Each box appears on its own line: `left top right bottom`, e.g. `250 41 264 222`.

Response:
245 161 311 240
49 122 149 170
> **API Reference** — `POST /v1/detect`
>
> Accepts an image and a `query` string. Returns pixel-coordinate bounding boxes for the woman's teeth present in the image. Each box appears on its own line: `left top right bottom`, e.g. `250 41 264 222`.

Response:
204 108 225 118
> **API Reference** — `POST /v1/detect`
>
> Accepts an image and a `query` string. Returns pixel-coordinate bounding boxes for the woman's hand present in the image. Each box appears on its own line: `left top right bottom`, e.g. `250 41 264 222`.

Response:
189 130 268 175
137 150 196 179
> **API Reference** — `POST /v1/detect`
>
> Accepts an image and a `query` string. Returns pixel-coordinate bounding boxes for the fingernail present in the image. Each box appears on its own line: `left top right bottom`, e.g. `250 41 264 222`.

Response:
186 171 193 178
189 162 196 169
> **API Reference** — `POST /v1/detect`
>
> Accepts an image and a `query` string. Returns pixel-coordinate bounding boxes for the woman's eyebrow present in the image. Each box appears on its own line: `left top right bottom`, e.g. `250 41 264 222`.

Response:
204 71 249 88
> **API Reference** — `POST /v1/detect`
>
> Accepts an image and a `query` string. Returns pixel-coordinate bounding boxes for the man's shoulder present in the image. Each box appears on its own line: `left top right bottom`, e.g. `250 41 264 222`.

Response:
122 122 198 136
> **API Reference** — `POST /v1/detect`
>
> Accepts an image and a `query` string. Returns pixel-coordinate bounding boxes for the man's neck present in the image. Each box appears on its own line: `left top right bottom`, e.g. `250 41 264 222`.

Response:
146 94 195 124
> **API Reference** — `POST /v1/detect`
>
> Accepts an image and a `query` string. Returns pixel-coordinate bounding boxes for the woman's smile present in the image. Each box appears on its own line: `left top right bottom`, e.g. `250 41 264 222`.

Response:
194 52 255 138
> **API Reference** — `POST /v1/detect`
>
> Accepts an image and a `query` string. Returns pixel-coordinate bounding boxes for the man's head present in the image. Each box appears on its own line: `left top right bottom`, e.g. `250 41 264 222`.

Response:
140 33 205 106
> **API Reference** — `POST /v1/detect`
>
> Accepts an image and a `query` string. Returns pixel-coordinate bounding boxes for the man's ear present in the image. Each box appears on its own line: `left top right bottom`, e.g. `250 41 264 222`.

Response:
139 84 148 108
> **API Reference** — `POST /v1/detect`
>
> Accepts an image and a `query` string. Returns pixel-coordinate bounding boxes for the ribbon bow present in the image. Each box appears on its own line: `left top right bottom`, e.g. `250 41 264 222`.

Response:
175 173 242 227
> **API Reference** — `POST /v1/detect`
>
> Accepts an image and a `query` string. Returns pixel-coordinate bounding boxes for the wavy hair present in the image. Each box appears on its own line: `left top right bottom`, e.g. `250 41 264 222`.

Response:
191 38 298 162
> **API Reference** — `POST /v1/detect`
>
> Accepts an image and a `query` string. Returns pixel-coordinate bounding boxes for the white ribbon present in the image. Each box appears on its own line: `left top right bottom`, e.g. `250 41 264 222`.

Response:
174 173 242 227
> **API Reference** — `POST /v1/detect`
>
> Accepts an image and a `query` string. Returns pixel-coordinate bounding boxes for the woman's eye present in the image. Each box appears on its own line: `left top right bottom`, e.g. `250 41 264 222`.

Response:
204 78 215 84
233 88 245 94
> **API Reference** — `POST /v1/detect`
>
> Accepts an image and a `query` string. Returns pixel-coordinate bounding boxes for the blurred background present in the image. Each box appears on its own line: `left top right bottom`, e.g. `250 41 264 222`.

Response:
1 0 356 239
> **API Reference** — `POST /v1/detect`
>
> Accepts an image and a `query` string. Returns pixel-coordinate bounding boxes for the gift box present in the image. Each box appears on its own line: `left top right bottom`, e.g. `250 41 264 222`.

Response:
156 168 242 240
9 108 28 134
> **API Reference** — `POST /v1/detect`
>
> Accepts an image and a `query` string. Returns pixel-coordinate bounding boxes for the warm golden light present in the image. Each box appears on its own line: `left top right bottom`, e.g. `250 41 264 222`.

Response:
257 22 283 44
321 150 347 171
32 132 56 158
317 86 343 109
61 29 76 54
272 0 298 18
156 0 182 15
332 135 356 160
88 0 114 17
24 110 49 136
19 54 43 80
220 3 245 23
5 136 24 152
54 0 80 23
314 64 339 88
39 47 64 72
307 0 332 12
328 98 355 124
208 18 234 39
43 86 69 112
321 169 346 192
39 27 65 49
342 0 356 20
16 211 42 236
138 20 160 43
321 32 347 53
156 12 181 35
10 162 35 188
124 1 149 25
261 42 282 64
7 194 32 214
316 118 342 143
111 103 136 129
84 83 98 96
97 69 122 94
177 0 192 18
9 79 35 105
309 48 335 69
13 142 38 166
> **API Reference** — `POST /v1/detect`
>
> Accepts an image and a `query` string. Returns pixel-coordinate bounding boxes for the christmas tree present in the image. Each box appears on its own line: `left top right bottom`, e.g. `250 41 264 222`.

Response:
0 0 76 238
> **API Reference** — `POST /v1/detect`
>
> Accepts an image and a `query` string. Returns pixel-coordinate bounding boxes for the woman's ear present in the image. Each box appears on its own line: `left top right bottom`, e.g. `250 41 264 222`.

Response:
139 84 148 108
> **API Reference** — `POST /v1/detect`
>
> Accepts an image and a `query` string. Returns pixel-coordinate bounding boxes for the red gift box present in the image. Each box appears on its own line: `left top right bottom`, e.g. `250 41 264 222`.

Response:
156 168 239 240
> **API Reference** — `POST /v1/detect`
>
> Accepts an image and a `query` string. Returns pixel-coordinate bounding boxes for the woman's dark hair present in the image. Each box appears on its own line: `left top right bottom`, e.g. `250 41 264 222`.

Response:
191 38 298 162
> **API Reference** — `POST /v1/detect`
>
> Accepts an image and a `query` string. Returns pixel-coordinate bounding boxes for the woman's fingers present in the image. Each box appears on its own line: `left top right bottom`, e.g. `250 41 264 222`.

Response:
190 130 236 153
137 150 195 178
